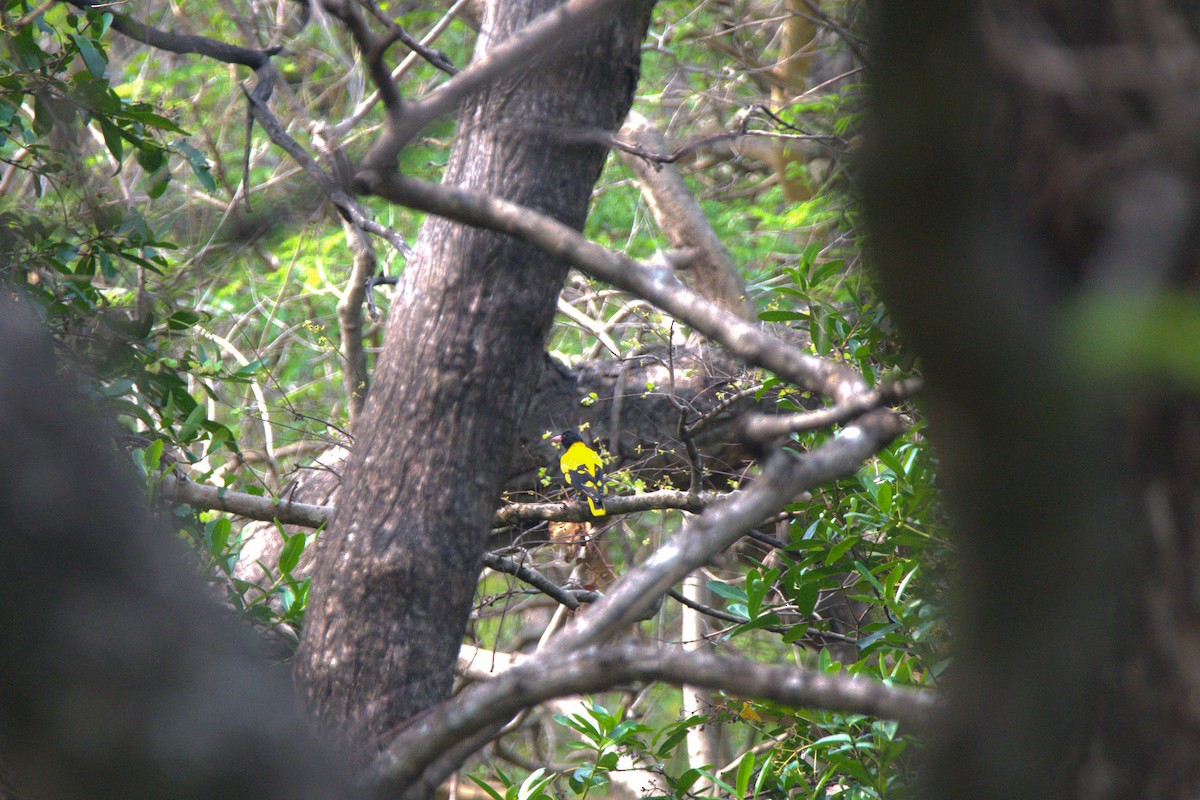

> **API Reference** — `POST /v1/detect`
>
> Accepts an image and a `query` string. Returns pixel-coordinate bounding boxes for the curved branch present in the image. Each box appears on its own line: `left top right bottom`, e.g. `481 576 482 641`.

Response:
371 642 938 798
67 0 280 68
241 71 412 257
359 171 866 402
738 377 923 443
481 553 602 610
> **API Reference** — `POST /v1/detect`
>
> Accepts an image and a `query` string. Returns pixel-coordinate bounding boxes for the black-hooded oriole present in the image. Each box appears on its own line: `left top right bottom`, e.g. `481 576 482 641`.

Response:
553 429 607 517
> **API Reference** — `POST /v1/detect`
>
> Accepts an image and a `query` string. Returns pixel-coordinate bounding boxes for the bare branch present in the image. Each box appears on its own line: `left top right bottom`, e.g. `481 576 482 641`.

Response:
494 489 725 525
481 553 602 610
7 0 58 30
605 125 845 165
356 0 459 75
320 0 407 117
241 69 412 258
160 473 332 529
359 0 632 173
360 171 866 402
738 377 923 443
66 0 280 68
160 473 726 529
333 0 470 137
371 641 937 798
618 110 754 320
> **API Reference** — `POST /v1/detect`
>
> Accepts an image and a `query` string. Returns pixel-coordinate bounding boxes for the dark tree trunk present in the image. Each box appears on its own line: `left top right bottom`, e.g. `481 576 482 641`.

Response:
294 0 655 764
0 298 350 800
864 2 1200 799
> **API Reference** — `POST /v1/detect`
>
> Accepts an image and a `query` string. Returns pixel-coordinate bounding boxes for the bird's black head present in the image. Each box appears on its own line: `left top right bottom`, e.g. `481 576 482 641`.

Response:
554 429 583 447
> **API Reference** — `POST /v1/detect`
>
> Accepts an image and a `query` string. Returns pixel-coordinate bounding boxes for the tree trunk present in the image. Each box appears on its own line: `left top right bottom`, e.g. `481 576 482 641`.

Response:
0 297 350 800
864 2 1200 799
294 0 654 765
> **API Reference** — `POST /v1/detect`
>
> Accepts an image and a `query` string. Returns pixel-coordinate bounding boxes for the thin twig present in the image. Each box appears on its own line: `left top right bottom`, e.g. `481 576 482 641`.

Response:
482 552 602 610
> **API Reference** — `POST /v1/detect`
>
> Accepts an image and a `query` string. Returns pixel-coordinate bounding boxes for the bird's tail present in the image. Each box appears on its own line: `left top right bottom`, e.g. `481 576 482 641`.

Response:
586 495 606 517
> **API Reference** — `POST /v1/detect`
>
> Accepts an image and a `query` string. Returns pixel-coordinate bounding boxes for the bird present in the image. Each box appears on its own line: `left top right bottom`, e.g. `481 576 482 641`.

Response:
553 429 607 517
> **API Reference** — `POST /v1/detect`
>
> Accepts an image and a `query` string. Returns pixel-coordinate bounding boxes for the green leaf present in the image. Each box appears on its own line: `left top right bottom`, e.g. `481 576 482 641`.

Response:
752 752 774 800
467 776 506 800
177 402 206 442
97 117 124 164
673 768 704 796
207 517 232 556
106 398 158 430
790 575 820 617
174 139 216 192
856 621 901 652
233 358 265 377
824 534 858 566
516 768 550 800
141 438 164 473
734 750 755 800
706 580 749 604
69 34 107 78
853 561 885 595
167 310 202 330
757 309 805 323
781 622 809 644
146 168 170 199
136 144 167 172
278 530 306 576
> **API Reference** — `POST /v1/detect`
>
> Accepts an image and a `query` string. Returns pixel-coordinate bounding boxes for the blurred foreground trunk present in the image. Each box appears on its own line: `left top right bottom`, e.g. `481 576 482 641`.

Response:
865 2 1200 798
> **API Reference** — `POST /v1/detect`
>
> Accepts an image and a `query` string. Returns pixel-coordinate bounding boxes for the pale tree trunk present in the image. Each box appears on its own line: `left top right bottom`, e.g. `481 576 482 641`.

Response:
865 1 1200 799
681 571 719 792
294 0 655 765
769 0 817 202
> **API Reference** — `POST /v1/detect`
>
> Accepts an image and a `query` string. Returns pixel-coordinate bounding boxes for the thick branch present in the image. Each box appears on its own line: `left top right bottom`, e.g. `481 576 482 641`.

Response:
359 172 866 402
371 641 937 797
160 473 333 529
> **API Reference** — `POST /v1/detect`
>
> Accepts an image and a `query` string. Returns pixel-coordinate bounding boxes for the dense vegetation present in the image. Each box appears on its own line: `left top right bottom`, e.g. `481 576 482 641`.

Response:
4 1 945 798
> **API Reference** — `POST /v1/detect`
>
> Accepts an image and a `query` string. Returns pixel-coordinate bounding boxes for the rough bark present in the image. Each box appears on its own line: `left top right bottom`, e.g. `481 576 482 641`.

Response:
293 0 655 765
0 296 351 800
864 2 1200 799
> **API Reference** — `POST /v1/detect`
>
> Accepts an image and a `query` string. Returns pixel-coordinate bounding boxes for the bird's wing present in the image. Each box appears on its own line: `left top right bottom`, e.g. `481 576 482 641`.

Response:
562 444 606 499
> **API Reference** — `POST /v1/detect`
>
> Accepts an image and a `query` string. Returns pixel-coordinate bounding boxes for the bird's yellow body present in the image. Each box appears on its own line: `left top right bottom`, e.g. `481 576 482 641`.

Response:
556 431 607 517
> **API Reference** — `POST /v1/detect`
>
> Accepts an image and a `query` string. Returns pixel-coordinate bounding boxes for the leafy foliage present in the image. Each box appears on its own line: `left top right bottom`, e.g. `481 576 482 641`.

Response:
3 0 946 796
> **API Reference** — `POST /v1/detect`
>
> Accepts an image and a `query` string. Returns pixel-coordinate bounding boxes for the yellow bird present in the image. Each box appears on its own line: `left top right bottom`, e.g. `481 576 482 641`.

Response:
553 429 607 517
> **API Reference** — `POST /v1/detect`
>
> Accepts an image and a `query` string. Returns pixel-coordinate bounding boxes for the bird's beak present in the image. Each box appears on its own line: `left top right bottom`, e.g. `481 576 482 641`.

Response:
551 434 562 444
